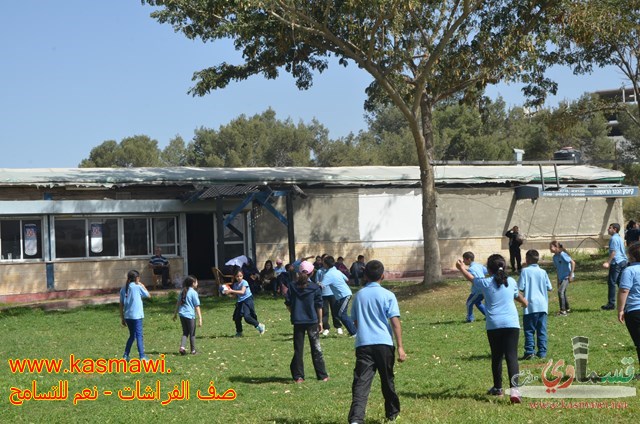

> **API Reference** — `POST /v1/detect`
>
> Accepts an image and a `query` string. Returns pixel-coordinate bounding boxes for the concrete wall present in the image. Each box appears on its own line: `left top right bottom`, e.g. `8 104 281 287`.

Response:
256 187 624 276
0 258 184 296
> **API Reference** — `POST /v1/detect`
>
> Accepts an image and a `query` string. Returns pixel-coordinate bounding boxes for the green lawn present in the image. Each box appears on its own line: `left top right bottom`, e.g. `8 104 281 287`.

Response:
1 256 638 423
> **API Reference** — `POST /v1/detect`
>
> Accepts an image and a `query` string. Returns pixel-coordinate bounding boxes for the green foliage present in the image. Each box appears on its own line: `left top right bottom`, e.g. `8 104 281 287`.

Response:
160 136 189 166
79 136 162 168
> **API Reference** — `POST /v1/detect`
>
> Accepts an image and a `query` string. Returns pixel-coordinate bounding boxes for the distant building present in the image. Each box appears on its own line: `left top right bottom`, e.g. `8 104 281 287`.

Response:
595 86 638 137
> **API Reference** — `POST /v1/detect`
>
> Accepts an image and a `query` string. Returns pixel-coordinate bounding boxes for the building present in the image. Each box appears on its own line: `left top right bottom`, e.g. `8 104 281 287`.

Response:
0 165 635 301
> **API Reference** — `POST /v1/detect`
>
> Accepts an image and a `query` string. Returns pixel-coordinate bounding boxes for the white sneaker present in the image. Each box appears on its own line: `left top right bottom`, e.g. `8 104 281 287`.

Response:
337 328 344 335
322 329 330 336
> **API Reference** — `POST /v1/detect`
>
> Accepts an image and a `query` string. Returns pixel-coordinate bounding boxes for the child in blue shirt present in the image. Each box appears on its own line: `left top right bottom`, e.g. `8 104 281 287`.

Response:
284 260 328 383
348 260 406 424
119 270 150 361
457 254 528 403
603 223 628 310
518 250 552 359
618 242 640 365
173 275 203 355
462 251 487 322
550 241 575 316
227 270 265 337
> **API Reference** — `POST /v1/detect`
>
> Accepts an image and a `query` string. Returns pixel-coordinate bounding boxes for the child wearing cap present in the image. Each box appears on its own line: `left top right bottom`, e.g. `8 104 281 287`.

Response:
285 260 329 383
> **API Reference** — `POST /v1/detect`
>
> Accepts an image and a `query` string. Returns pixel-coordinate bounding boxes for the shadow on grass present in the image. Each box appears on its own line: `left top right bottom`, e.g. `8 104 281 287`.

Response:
270 418 342 424
460 353 492 361
399 387 491 402
385 280 451 301
229 375 293 385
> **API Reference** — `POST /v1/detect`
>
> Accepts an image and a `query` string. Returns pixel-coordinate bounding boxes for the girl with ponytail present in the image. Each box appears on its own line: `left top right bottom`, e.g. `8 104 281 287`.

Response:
119 270 150 361
173 275 203 355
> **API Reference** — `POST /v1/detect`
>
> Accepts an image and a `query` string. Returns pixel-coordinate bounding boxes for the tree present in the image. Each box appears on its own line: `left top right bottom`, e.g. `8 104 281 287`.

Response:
561 0 640 128
161 136 189 166
79 136 162 167
143 0 563 283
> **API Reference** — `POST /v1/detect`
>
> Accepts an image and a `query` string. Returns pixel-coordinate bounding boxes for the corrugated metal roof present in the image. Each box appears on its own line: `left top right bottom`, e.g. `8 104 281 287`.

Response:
0 165 625 188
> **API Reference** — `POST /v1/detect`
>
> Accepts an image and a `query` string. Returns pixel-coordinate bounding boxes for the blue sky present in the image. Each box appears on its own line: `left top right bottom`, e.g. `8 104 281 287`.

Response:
0 1 627 168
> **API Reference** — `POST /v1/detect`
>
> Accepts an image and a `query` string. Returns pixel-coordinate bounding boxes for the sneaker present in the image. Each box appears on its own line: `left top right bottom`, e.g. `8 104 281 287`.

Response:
234 332 243 338
565 308 571 313
556 311 568 316
191 350 197 355
123 354 130 361
509 388 522 404
294 378 304 383
521 353 536 360
322 329 330 336
140 356 150 361
179 347 186 356
337 328 344 335
257 323 266 335
601 304 615 310
321 377 330 382
487 387 504 396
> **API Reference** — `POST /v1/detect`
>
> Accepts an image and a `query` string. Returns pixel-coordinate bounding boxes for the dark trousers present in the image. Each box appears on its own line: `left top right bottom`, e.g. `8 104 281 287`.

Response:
233 297 259 333
608 261 627 305
487 328 520 389
153 267 170 287
290 324 328 381
336 296 357 336
179 316 196 352
624 309 640 365
509 247 522 272
348 344 399 424
322 295 342 330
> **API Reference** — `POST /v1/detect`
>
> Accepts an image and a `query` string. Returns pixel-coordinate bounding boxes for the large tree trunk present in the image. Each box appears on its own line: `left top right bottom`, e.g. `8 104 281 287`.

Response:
417 101 442 284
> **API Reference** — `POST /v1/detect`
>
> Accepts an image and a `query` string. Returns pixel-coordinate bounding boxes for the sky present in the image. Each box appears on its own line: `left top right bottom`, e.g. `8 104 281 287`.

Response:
0 1 629 169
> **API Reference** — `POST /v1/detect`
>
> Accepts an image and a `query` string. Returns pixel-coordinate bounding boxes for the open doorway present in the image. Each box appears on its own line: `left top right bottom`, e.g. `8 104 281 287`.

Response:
186 213 215 279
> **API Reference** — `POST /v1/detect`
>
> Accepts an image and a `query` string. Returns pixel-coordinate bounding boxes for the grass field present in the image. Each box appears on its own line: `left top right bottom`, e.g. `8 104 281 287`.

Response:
1 255 639 423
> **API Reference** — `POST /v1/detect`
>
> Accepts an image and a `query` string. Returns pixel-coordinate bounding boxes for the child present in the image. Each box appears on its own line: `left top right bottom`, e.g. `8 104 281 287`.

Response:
119 270 150 361
456 254 528 403
518 250 552 359
285 260 329 383
321 256 357 336
550 241 575 316
173 275 203 355
602 223 627 310
227 269 266 337
462 251 487 322
617 242 640 365
348 260 406 424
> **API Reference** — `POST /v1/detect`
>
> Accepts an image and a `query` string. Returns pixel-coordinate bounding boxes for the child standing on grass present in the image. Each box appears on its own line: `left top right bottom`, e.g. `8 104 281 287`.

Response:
550 241 575 316
285 260 329 383
518 250 552 360
119 270 150 361
462 251 487 322
227 270 265 337
348 260 406 424
456 254 528 404
618 242 640 365
173 275 202 355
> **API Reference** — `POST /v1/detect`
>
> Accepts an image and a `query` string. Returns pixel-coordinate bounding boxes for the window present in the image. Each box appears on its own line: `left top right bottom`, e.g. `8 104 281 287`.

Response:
0 219 43 261
53 216 179 259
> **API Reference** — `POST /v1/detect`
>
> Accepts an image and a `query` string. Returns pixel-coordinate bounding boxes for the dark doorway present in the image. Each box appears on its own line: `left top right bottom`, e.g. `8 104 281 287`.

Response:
186 213 215 279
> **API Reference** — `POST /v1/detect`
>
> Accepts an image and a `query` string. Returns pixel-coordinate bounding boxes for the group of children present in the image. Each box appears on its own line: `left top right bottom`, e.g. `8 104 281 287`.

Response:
119 256 405 423
457 239 575 403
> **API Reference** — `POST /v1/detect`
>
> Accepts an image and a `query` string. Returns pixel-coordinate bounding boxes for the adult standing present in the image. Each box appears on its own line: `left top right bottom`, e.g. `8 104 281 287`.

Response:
602 223 628 310
505 226 523 273
149 247 170 288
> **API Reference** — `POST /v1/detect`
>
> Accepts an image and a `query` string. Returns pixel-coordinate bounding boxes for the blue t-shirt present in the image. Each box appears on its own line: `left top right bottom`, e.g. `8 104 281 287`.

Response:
177 287 200 319
232 279 252 302
473 276 520 331
120 283 149 320
553 251 573 281
518 264 552 315
468 262 487 295
609 233 628 264
351 282 400 348
322 267 352 300
316 267 332 296
620 263 640 313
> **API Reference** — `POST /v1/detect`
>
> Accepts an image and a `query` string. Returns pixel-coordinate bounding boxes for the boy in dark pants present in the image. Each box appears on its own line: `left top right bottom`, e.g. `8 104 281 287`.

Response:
348 260 406 424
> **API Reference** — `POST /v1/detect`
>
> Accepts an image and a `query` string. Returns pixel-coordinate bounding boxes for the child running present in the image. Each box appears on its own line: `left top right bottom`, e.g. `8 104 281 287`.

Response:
456 254 528 403
462 251 487 322
173 275 203 355
119 270 150 361
518 250 552 359
285 260 329 383
550 241 575 316
227 269 266 337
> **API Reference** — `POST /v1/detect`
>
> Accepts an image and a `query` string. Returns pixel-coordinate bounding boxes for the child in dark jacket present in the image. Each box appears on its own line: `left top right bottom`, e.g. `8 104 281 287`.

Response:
284 260 329 383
